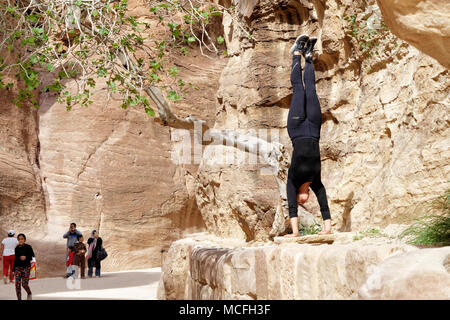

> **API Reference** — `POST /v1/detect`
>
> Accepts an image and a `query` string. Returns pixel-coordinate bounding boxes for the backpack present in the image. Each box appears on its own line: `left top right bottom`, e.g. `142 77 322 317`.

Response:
96 245 108 261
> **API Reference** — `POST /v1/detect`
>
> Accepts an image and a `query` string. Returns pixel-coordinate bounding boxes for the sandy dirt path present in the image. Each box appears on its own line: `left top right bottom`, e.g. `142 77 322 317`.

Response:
0 267 161 300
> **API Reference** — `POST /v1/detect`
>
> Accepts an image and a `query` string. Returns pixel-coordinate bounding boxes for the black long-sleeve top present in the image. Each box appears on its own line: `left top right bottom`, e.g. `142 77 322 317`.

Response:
286 138 331 220
13 244 35 271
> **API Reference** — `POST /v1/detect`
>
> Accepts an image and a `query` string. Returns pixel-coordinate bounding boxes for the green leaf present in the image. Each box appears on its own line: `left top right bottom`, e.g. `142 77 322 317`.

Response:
87 78 95 88
29 54 38 64
128 16 138 27
107 81 117 92
167 90 181 101
27 14 39 22
99 28 109 36
145 107 155 116
46 63 54 72
168 66 179 77
44 81 65 92
149 73 161 82
97 67 107 77
6 6 18 14
184 14 193 24
217 36 224 45
157 40 166 50
180 47 188 55
32 27 44 35
150 60 161 70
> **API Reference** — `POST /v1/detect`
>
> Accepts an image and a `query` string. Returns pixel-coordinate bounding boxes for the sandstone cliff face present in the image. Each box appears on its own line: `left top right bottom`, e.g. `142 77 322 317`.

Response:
0 79 46 237
376 0 450 69
35 47 226 271
0 1 224 274
196 0 449 240
0 46 46 238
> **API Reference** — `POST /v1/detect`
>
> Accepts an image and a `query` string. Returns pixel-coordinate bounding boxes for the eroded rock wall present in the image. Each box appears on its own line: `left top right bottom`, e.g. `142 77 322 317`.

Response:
0 1 226 274
376 0 450 69
196 0 450 240
36 50 225 271
0 78 46 237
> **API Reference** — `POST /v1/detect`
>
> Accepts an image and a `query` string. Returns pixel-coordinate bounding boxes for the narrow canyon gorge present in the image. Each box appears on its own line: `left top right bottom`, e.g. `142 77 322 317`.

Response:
0 0 448 299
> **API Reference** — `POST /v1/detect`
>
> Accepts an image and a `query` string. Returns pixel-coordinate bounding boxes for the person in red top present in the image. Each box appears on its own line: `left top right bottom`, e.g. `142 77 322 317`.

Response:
64 246 75 278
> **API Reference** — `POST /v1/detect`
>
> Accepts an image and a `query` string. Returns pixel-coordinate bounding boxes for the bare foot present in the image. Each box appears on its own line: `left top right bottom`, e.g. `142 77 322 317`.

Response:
318 219 332 235
284 233 300 238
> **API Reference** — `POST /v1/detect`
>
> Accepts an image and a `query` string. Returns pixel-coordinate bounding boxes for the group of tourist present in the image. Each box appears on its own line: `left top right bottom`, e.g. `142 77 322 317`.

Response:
63 222 104 279
1 223 105 300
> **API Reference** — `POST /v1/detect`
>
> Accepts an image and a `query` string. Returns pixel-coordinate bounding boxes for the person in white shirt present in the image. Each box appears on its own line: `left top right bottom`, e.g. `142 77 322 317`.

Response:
1 230 19 284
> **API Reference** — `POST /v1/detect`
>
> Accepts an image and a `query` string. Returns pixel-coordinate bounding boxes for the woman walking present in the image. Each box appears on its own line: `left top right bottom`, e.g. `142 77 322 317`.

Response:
285 34 332 237
1 230 18 284
13 233 35 300
86 230 102 278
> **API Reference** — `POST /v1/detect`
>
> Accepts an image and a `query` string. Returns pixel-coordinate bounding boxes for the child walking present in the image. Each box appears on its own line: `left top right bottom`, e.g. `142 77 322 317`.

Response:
73 235 86 278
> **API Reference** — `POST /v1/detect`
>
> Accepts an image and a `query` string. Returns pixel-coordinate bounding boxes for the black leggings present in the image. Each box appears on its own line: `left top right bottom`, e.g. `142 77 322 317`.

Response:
287 55 322 141
14 267 32 300
286 55 330 221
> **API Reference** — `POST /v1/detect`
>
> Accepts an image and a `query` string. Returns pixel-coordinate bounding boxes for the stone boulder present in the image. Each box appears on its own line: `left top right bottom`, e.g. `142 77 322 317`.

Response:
377 0 450 68
359 246 450 299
